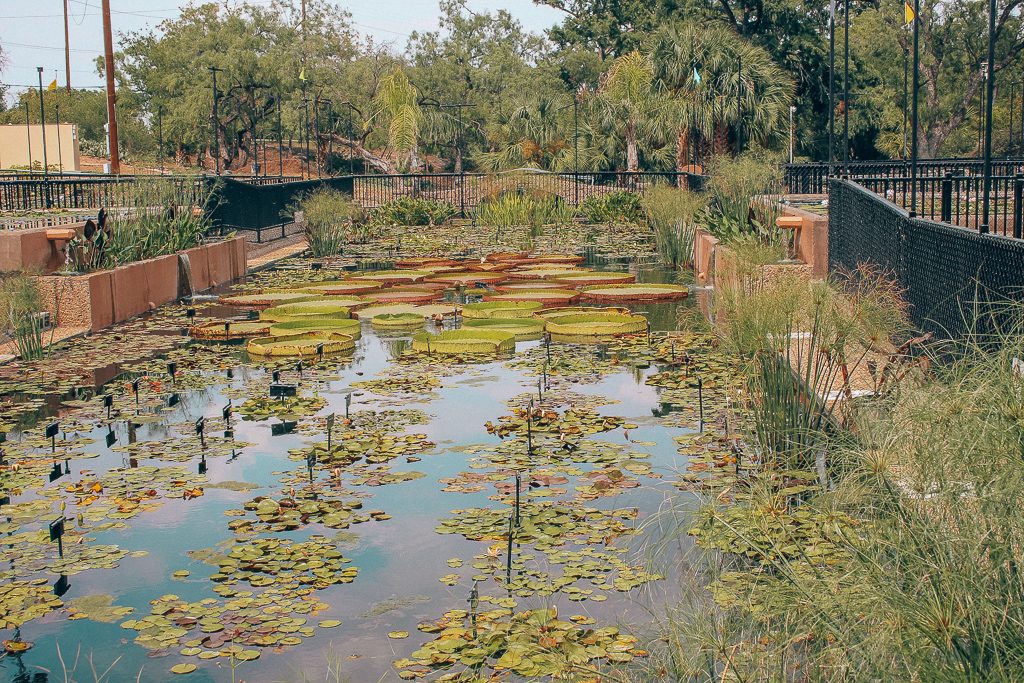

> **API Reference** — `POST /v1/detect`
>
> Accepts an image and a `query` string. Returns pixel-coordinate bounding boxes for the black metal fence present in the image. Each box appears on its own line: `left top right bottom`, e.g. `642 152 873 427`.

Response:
0 173 300 212
352 171 703 212
206 176 354 242
829 178 1024 337
785 158 1024 194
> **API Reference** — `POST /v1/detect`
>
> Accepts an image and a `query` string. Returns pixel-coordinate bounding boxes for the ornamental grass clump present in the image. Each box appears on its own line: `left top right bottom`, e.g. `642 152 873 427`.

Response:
473 190 575 236
298 188 367 257
369 197 456 227
715 263 907 471
642 186 706 269
0 275 46 360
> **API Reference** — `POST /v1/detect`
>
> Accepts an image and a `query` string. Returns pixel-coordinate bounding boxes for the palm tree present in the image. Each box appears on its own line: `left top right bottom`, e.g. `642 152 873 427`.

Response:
651 22 794 170
476 95 574 171
595 51 665 172
369 68 423 172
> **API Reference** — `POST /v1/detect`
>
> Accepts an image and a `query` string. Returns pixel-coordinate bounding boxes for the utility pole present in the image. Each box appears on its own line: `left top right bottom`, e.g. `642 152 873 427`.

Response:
158 107 164 174
314 94 321 178
101 0 120 174
63 0 72 91
56 103 64 173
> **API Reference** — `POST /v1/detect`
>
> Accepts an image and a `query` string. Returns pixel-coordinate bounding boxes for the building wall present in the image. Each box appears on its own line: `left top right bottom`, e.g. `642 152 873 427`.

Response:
0 124 82 172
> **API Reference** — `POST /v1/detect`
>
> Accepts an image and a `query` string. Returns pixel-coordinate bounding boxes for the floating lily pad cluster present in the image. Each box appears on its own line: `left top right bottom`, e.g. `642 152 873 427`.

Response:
484 406 629 439
393 606 647 680
436 502 637 548
227 495 378 532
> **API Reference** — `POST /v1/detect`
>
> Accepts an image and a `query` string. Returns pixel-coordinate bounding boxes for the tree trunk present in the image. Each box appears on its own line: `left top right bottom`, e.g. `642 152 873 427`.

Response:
324 133 394 174
454 146 463 174
625 121 639 172
675 127 692 185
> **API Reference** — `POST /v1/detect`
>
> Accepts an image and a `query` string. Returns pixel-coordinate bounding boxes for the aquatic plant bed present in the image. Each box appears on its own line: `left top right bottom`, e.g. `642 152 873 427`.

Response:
0 248 714 682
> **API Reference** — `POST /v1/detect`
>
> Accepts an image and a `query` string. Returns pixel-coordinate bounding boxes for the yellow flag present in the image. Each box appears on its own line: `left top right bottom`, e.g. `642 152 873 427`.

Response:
47 79 57 91
299 68 306 82
904 1 915 25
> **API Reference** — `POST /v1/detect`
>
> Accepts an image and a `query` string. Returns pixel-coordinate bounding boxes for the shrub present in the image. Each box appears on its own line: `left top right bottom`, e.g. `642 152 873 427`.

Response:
579 190 643 223
299 188 366 257
641 186 706 269
369 197 457 227
704 154 783 244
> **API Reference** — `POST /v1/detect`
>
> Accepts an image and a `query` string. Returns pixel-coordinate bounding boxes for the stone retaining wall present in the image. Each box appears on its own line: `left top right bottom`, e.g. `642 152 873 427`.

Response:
33 236 247 333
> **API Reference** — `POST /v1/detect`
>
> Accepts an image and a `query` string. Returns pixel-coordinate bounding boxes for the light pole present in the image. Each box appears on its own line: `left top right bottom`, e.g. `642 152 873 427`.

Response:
736 54 743 154
902 38 909 160
828 0 836 175
209 66 222 175
842 0 850 175
313 94 322 178
909 0 920 216
789 105 796 163
981 0 997 234
37 67 50 207
277 94 284 177
24 101 33 171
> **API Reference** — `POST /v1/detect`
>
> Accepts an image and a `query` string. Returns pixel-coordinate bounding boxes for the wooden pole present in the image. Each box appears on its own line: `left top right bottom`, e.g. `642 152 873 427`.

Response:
63 0 72 92
101 0 120 174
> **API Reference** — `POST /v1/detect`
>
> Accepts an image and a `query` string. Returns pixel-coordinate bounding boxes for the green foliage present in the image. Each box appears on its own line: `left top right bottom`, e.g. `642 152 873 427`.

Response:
66 180 211 272
641 185 705 268
299 188 366 257
369 197 456 227
473 190 576 233
370 69 423 172
0 275 46 360
579 190 643 223
703 155 783 244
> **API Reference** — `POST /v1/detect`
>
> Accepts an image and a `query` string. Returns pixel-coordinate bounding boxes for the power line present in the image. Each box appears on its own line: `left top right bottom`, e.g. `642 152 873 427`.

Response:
2 40 103 54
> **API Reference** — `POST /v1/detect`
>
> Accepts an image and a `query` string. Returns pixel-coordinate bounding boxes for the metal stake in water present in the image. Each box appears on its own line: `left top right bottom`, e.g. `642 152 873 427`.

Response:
505 515 514 586
542 361 548 391
697 376 704 431
514 471 521 527
544 332 551 363
537 378 543 403
345 393 352 420
526 402 533 453
468 581 480 639
326 413 335 452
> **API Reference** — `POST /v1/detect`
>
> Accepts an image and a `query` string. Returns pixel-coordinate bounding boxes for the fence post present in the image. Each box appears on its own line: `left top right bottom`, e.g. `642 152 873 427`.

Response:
1014 173 1023 239
941 172 953 223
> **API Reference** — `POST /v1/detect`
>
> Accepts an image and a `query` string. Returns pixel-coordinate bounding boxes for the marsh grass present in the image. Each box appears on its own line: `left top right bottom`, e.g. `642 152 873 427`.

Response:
0 274 46 360
299 188 368 257
642 280 1024 681
641 186 705 269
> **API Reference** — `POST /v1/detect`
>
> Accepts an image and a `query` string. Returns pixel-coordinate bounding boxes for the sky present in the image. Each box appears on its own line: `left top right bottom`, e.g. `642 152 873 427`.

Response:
0 0 564 103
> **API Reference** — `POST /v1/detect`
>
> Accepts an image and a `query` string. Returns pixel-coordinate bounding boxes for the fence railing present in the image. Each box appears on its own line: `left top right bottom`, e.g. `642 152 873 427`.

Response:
853 173 1024 238
0 173 301 212
828 178 1024 337
785 158 1024 194
351 171 703 212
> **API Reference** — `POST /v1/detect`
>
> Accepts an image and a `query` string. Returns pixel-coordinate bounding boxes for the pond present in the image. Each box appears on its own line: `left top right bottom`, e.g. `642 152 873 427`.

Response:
0 247 737 682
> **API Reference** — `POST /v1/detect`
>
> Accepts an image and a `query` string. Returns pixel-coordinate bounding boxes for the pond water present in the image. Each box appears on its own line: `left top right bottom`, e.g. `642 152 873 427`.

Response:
0 257 732 682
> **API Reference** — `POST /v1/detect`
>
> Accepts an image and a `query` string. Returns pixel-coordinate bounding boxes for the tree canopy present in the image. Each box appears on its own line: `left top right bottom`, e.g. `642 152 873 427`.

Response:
2 0 1021 171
